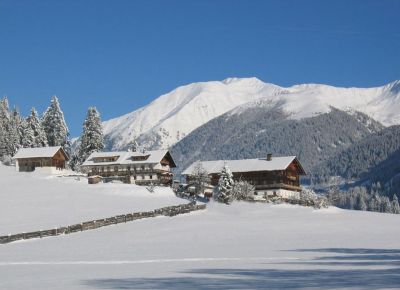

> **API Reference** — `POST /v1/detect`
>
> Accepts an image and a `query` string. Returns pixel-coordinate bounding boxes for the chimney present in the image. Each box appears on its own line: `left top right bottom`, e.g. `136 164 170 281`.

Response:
267 153 272 161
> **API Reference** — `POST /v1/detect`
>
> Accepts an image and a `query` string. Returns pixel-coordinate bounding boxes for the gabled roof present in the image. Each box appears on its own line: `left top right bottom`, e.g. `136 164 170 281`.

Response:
14 146 67 159
182 156 306 175
81 150 176 167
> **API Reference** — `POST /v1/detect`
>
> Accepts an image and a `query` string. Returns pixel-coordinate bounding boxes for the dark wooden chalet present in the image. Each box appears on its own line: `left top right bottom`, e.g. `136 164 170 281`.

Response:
14 146 69 172
182 154 306 199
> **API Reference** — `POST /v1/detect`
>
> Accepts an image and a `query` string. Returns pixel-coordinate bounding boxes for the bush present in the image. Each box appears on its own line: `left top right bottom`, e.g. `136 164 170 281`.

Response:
1 155 12 166
232 180 255 200
300 189 329 209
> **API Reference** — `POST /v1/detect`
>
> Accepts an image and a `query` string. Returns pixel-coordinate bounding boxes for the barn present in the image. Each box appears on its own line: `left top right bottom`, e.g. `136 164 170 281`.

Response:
182 154 306 199
14 146 69 172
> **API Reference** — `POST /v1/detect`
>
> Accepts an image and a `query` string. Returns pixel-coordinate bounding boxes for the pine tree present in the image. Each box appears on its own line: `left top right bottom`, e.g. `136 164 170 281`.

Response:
381 196 392 213
27 108 48 147
0 97 20 157
391 194 400 214
10 107 24 148
216 164 235 204
0 98 8 157
21 117 35 148
75 107 104 169
357 194 367 211
42 96 69 147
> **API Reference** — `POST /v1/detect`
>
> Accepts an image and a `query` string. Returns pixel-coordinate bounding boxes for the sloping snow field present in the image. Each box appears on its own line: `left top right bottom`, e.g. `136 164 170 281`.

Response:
1 165 400 289
0 165 183 234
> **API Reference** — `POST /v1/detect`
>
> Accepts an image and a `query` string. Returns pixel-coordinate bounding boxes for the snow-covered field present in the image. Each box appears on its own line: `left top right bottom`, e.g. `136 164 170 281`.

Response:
1 164 400 289
0 165 183 234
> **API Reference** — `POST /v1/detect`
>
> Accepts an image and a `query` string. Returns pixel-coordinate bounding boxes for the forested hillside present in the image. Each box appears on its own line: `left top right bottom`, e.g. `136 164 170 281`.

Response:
314 126 400 192
171 107 383 176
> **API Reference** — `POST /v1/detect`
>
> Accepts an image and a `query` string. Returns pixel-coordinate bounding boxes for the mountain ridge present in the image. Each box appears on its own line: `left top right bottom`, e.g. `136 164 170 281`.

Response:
103 78 400 151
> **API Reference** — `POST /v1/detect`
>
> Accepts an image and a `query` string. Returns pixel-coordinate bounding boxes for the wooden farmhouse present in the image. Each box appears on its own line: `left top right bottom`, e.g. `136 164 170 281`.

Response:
182 154 306 199
81 150 176 185
14 146 69 172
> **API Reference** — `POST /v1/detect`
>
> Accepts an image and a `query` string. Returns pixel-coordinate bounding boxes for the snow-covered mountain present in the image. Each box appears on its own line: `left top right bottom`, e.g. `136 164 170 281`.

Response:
103 77 400 150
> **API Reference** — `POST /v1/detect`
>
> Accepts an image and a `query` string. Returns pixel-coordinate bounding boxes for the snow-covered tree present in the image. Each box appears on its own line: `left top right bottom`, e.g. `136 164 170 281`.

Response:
0 98 8 157
10 107 24 148
191 161 209 195
358 194 368 211
0 97 20 157
232 179 255 200
21 117 35 148
368 196 377 212
391 194 400 214
8 107 22 154
42 96 69 147
73 107 104 170
381 196 392 213
216 164 235 204
300 189 329 208
127 139 139 152
27 108 48 147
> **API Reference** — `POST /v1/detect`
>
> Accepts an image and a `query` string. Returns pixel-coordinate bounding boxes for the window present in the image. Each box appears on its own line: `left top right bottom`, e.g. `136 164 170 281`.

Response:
127 166 131 172
114 166 119 172
107 166 110 172
131 155 150 161
150 175 153 180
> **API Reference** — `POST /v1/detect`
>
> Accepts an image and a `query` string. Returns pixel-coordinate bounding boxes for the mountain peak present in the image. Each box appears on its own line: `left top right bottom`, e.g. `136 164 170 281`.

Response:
221 77 264 86
103 78 400 151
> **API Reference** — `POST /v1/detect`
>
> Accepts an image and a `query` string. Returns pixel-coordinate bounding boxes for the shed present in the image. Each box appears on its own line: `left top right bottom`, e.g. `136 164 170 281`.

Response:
14 146 69 172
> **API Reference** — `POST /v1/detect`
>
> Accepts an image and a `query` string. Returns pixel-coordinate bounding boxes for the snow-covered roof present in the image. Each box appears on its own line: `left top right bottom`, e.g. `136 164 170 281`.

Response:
14 146 64 159
182 156 305 175
81 150 176 167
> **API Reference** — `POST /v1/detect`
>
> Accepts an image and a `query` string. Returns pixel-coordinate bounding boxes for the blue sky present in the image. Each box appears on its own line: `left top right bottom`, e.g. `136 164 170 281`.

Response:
0 0 399 136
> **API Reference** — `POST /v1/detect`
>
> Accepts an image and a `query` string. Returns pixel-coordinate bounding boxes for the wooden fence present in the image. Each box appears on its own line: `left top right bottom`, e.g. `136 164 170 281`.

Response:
0 202 206 244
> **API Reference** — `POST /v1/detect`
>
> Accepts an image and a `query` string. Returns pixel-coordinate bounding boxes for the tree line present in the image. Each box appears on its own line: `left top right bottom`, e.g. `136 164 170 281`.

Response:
327 184 400 214
0 96 104 170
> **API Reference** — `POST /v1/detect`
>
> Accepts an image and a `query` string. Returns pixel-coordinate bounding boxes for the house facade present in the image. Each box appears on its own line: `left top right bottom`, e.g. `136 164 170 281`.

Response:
81 150 176 185
182 154 306 199
14 146 69 172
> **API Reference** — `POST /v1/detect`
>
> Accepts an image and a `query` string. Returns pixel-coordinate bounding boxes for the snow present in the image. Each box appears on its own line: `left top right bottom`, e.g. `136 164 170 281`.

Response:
103 77 400 150
1 164 400 289
13 146 62 159
102 78 283 150
0 164 182 234
182 156 299 175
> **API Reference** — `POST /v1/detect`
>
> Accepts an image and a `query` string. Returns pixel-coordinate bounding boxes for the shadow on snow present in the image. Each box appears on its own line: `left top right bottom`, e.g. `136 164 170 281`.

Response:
83 248 400 289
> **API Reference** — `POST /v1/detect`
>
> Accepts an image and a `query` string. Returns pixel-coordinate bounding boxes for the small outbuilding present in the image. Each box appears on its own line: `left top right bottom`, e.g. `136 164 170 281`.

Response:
13 146 69 172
